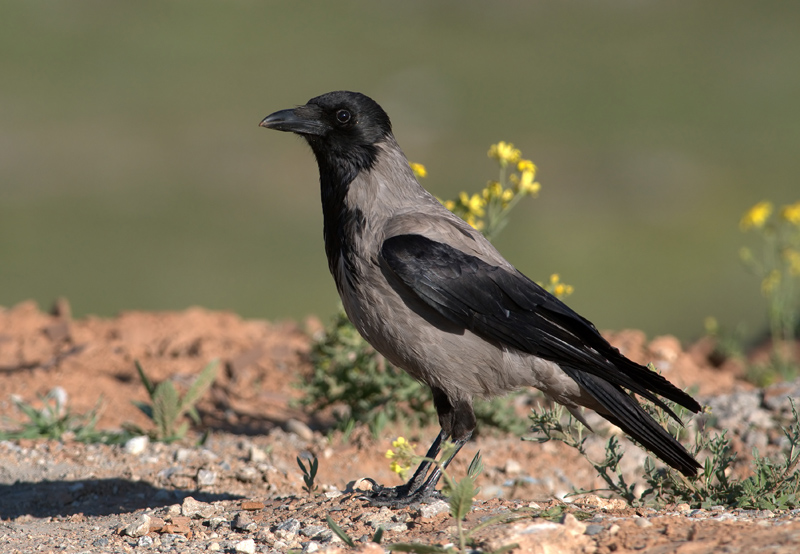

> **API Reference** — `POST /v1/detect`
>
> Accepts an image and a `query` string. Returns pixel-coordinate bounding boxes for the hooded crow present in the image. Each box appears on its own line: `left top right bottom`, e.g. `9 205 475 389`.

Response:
260 91 701 505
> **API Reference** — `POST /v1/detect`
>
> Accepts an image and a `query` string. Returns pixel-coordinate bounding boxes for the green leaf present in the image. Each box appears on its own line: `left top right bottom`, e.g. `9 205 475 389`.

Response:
372 526 384 544
448 475 476 521
387 543 453 553
135 360 156 396
179 359 218 415
325 514 355 547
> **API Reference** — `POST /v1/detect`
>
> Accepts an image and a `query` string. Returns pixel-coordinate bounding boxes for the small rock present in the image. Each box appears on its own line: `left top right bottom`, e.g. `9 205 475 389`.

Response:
304 541 320 553
208 517 227 530
161 533 187 547
584 524 604 536
675 503 691 512
234 538 256 554
286 419 314 441
124 436 149 455
503 459 522 474
301 525 331 540
324 490 343 499
276 518 301 534
174 448 193 462
381 522 408 532
241 500 265 511
608 524 620 535
233 513 257 532
418 499 450 519
123 514 150 537
208 542 221 551
562 513 586 537
148 517 165 532
634 517 653 528
92 537 109 547
197 468 217 486
182 496 217 519
137 535 154 548
237 466 259 483
249 445 268 463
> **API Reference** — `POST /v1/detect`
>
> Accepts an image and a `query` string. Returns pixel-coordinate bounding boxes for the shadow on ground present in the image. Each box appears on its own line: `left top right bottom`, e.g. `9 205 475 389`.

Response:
0 478 240 519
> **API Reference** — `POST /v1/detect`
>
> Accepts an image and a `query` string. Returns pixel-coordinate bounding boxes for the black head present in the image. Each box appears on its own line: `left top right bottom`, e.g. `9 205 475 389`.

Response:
260 91 392 181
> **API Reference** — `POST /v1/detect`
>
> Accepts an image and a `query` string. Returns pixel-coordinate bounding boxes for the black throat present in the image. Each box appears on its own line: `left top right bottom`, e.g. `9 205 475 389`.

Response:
308 138 380 286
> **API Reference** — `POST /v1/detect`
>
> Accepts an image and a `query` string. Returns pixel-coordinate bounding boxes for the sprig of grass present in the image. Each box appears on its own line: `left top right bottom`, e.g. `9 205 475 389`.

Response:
297 454 319 495
0 388 129 444
129 359 218 442
528 394 800 509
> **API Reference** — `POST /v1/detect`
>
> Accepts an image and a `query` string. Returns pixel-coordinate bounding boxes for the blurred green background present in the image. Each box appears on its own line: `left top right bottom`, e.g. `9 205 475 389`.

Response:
2 1 798 343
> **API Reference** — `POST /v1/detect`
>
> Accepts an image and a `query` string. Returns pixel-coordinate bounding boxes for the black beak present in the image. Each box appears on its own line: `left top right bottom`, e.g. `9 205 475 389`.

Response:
259 106 327 136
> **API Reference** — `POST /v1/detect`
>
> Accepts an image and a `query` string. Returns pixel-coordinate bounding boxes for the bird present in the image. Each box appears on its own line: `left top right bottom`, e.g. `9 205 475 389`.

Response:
260 91 701 506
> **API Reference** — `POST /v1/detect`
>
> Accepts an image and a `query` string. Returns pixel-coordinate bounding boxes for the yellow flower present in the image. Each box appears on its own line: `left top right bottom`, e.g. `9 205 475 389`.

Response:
482 181 504 201
410 162 427 179
517 159 537 175
761 269 781 295
784 248 800 276
488 141 521 166
740 201 772 231
517 170 541 196
501 188 514 203
548 274 574 298
443 199 455 211
780 201 800 226
392 437 408 449
459 192 485 217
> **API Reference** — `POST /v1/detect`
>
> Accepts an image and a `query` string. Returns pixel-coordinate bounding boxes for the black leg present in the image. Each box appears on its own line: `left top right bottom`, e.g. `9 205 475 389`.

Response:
361 389 477 507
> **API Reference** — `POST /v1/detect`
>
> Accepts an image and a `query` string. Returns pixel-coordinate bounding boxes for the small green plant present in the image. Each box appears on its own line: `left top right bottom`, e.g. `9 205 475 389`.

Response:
528 392 800 510
297 454 319 495
302 143 571 439
325 514 384 547
442 448 484 552
130 359 218 442
739 200 800 384
0 388 129 444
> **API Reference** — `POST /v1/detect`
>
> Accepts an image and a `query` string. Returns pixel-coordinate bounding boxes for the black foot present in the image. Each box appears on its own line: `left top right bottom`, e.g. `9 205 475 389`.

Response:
358 478 445 507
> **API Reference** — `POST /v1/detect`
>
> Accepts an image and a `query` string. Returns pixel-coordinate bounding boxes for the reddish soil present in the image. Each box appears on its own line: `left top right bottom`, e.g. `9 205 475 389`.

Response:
1 300 798 553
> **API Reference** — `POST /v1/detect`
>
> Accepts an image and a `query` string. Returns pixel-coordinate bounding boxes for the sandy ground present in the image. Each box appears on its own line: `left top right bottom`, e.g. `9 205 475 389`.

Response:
1 300 799 553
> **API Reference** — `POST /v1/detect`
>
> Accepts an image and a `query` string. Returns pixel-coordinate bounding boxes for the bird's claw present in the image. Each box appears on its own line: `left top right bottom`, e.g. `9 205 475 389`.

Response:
357 479 443 507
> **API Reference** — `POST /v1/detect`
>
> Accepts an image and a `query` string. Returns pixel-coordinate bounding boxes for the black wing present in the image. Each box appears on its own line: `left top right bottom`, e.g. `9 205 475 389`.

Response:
380 233 701 476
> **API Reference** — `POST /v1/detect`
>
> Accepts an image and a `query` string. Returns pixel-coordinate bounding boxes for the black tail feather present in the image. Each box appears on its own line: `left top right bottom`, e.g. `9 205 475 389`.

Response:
563 366 701 477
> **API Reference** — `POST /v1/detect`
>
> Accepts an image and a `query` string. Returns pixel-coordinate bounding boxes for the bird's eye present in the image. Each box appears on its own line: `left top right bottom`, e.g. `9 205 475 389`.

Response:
336 109 351 124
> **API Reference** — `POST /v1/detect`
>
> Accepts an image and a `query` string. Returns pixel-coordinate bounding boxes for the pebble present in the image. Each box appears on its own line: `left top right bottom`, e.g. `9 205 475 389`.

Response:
584 524 604 536
234 538 256 554
381 522 409 533
249 444 268 463
182 496 217 519
232 512 257 532
123 514 150 537
418 499 450 519
197 468 217 486
276 517 302 534
504 458 522 474
208 542 221 551
237 466 259 483
285 419 314 441
304 541 320 553
301 525 331 540
137 535 154 548
634 517 653 528
124 436 149 455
